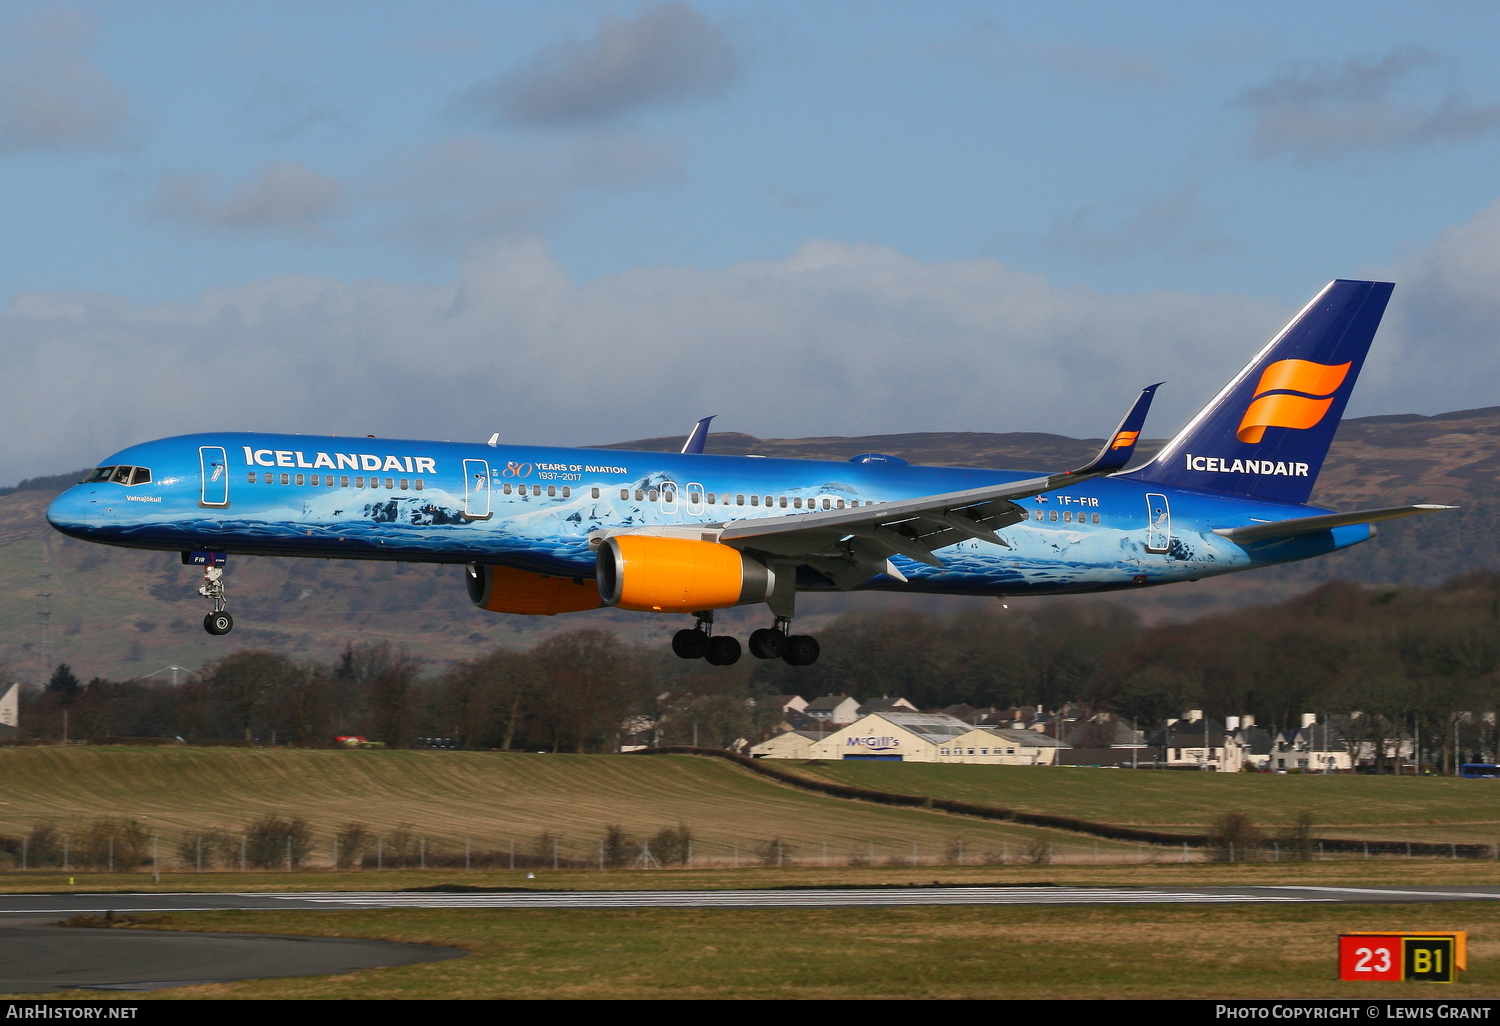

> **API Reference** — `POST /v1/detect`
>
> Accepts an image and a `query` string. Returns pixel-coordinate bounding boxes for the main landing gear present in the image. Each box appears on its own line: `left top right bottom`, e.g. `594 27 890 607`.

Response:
672 613 819 667
199 565 234 636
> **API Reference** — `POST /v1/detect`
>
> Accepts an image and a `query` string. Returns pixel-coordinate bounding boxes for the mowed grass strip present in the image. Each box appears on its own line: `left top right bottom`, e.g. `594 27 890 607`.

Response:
0 747 1127 862
16 901 1500 1000
799 761 1500 836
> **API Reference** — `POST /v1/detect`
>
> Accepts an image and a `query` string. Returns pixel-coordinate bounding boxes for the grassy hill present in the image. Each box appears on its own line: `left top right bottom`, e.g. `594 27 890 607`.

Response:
800 761 1500 845
3 408 1498 679
0 747 1116 867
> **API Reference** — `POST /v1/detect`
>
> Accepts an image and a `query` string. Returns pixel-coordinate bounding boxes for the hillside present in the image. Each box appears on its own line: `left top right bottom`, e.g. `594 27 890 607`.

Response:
2 408 1497 680
0 747 1112 866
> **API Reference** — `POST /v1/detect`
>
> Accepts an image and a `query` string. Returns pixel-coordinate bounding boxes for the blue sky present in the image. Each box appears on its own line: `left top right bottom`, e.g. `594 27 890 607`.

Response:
4 1 1500 483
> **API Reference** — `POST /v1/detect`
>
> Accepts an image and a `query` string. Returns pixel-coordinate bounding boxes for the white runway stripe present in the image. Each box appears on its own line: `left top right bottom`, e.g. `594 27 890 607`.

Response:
257 887 1328 909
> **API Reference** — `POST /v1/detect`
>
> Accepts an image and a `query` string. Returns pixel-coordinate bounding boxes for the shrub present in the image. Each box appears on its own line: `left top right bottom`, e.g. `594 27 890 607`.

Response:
335 823 372 869
244 814 312 869
1206 811 1264 862
1274 811 1316 862
648 824 693 867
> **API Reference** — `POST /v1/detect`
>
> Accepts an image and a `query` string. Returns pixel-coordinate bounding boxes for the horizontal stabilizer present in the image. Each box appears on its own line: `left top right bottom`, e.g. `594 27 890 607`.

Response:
1213 504 1456 543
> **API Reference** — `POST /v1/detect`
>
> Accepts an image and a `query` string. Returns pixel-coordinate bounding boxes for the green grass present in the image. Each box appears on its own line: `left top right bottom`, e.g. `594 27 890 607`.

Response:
0 747 1134 869
13 901 1500 1000
797 760 1500 841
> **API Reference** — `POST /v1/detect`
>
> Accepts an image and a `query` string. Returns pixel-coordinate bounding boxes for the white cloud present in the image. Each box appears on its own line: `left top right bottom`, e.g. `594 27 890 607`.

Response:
1236 46 1500 162
449 2 741 128
0 239 1291 485
1043 182 1237 262
145 163 343 239
0 8 137 155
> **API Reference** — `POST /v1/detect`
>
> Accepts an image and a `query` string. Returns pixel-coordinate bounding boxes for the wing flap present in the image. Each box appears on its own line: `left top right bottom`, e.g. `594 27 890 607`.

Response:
1213 503 1456 543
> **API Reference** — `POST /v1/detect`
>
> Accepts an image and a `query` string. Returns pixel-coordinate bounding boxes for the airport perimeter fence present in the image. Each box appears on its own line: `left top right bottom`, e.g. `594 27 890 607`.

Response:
0 819 1497 874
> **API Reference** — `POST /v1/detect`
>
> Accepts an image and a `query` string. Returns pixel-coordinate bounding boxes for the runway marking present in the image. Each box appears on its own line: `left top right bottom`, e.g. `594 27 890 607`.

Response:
257 887 1328 909
1263 885 1500 900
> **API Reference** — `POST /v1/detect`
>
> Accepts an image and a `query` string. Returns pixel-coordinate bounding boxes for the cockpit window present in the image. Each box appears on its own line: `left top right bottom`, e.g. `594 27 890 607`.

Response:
87 465 152 486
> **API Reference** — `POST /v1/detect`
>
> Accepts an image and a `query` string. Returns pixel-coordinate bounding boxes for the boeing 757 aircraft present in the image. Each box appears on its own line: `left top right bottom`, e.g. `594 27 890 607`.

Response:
47 279 1453 666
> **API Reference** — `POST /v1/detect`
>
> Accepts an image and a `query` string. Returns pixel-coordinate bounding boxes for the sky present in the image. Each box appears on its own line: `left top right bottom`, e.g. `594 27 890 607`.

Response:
4 1 1500 484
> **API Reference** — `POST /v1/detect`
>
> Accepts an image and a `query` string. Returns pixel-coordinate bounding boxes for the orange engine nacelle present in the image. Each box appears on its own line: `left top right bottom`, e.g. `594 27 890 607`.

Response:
596 536 774 613
466 564 603 616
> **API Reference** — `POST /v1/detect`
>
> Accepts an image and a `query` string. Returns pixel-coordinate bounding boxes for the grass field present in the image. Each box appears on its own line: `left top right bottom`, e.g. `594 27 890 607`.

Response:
0 746 1141 868
799 760 1500 843
12 900 1500 1000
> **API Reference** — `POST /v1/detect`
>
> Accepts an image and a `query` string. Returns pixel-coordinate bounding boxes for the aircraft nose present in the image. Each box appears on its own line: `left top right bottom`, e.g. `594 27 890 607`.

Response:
46 484 103 539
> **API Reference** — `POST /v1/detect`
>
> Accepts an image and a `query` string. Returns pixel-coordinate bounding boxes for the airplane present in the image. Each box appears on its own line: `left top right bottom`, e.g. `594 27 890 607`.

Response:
46 279 1454 667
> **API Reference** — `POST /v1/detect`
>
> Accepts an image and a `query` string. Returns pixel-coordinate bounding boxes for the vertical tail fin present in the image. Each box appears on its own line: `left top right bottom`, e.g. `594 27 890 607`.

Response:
1121 279 1393 504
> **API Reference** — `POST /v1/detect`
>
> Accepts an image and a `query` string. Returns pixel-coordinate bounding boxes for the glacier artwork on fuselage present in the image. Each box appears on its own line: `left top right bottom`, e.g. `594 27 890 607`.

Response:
46 279 1454 666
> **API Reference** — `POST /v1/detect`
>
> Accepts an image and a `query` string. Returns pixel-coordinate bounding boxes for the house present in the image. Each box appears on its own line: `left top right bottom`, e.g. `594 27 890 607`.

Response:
1271 714 1351 772
1226 715 1274 771
0 682 15 742
856 696 919 717
1148 711 1242 772
803 696 861 727
770 695 808 716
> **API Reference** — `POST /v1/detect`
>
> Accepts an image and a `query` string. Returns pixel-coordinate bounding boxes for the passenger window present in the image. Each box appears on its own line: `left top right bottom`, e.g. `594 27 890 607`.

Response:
384 478 394 489
635 489 644 501
355 477 365 488
502 483 512 494
793 497 802 509
736 495 745 505
1033 509 1042 521
295 474 305 486
532 485 541 496
548 485 557 497
591 487 600 499
400 479 409 490
779 496 787 508
1064 511 1072 523
370 478 380 489
750 495 759 506
706 493 716 504
1092 513 1100 524
112 466 133 484
822 498 831 510
649 489 660 502
620 489 629 500
247 472 257 484
850 500 858 508
340 476 350 488
837 499 846 509
562 486 571 498
281 473 290 485
131 467 151 485
690 491 700 503
415 480 423 491
1049 510 1058 522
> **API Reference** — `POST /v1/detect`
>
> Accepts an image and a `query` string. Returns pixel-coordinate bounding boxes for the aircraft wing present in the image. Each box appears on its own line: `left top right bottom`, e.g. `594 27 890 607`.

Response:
712 385 1161 589
1212 503 1456 544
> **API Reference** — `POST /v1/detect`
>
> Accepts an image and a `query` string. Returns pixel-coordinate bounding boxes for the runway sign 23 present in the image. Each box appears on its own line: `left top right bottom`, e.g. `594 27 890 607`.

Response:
1338 933 1463 983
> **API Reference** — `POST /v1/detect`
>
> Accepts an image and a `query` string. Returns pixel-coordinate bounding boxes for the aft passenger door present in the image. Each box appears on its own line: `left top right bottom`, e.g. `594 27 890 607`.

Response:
199 446 229 508
1144 492 1171 554
462 459 492 520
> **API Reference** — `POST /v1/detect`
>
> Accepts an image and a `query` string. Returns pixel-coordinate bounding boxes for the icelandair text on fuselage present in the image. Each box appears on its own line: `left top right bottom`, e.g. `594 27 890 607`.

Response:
1187 454 1311 477
242 447 436 475
1216 1008 1490 1020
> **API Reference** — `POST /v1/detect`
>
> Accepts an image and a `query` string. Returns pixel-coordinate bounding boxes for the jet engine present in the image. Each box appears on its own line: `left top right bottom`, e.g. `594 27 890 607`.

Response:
596 536 774 613
466 564 603 616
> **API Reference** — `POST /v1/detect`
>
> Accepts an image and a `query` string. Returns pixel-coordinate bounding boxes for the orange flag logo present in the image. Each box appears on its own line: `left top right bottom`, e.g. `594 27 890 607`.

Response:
1236 359 1351 444
1110 430 1139 450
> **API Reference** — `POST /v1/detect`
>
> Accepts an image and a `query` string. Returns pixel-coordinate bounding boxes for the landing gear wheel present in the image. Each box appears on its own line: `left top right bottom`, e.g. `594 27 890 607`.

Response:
204 611 234 636
782 635 819 666
748 628 786 660
672 628 709 660
704 635 741 666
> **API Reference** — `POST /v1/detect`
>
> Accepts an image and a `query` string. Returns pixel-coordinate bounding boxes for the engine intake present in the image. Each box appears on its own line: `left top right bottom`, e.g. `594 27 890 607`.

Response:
597 536 774 613
466 564 602 616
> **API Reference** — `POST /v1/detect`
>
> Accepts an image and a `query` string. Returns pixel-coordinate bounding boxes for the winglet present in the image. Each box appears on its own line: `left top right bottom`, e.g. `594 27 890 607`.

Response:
1070 384 1160 476
680 416 716 454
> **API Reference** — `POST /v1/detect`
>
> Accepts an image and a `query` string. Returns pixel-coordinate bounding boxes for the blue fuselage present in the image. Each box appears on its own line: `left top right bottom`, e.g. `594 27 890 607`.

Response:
45 432 1371 597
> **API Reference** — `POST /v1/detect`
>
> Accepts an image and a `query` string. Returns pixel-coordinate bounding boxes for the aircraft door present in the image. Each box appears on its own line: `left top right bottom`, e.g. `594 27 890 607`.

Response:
660 479 678 515
685 482 705 515
198 446 230 508
1144 493 1171 554
463 459 493 520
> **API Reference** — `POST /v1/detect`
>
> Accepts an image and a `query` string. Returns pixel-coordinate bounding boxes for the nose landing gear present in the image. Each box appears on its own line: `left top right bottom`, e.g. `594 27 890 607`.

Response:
196 561 233 635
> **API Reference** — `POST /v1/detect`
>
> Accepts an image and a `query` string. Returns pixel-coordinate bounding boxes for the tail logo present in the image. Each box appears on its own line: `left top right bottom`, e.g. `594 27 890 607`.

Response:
1236 359 1351 444
1110 430 1140 450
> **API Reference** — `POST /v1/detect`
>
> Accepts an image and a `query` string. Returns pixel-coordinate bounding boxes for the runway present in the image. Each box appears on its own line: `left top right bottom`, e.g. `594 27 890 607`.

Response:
3 883 1500 916
4 885 1496 992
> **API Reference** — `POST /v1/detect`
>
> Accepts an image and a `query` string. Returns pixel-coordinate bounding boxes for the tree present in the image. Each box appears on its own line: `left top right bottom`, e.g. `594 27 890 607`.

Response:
46 664 80 702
